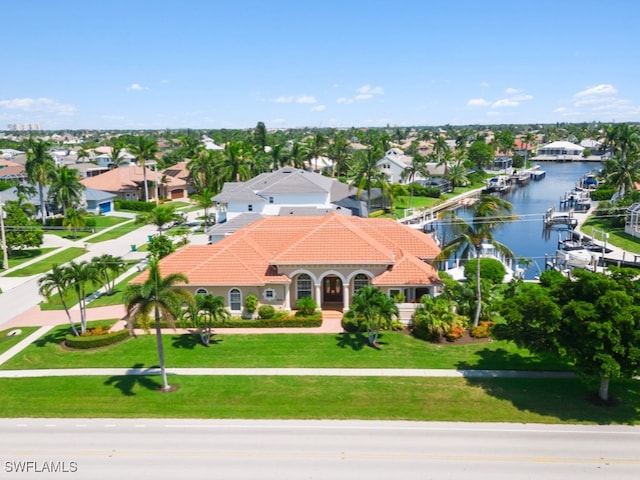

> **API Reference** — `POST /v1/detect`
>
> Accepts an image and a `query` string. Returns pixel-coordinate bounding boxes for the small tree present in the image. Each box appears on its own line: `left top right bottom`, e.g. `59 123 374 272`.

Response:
244 294 259 318
295 296 317 316
192 293 229 345
349 286 399 347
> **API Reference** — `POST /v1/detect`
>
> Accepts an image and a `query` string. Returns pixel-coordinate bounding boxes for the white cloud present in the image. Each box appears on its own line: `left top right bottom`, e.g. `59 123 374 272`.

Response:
505 87 520 95
492 99 520 108
355 94 373 101
480 82 489 88
512 94 533 101
127 83 148 91
336 97 353 105
274 95 316 104
467 98 491 107
357 84 384 96
0 97 76 115
574 84 617 98
311 104 326 111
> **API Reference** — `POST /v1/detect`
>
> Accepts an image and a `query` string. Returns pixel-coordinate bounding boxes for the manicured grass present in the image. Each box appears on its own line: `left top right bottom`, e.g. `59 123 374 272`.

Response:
581 217 640 254
1 328 571 371
87 271 141 308
0 327 40 355
0 375 637 424
45 215 131 241
3 248 56 270
86 220 140 243
5 247 86 277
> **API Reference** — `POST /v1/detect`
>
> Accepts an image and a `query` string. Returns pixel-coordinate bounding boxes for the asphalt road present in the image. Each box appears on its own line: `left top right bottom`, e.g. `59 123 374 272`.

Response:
1 419 638 479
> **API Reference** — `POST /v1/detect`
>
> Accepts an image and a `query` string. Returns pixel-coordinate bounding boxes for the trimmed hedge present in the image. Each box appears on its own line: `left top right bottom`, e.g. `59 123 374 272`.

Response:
114 200 156 212
64 329 131 349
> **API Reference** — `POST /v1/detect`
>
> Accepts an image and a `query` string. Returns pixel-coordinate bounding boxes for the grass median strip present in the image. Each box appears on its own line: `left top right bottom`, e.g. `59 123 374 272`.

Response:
0 375 637 424
6 247 86 277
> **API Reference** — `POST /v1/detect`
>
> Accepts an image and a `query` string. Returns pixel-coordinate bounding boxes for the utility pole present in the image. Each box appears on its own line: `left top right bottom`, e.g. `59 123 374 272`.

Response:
0 196 8 270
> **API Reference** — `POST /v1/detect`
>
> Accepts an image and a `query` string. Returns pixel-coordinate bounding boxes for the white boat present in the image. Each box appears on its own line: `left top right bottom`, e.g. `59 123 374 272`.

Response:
483 175 511 193
556 239 597 269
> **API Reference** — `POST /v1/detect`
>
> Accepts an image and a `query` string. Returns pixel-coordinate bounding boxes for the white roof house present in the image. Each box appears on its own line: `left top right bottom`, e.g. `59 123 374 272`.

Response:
376 148 419 184
533 141 585 161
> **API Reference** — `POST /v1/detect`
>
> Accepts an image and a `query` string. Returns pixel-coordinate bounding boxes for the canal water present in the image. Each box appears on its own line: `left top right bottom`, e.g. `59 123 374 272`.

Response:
442 162 602 279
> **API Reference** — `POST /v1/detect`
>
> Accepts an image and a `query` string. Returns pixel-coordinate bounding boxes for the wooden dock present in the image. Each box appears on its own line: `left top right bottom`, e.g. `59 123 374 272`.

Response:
544 206 578 228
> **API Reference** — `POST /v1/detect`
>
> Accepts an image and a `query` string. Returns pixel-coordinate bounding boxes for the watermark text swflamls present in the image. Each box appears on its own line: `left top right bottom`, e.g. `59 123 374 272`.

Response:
4 460 78 473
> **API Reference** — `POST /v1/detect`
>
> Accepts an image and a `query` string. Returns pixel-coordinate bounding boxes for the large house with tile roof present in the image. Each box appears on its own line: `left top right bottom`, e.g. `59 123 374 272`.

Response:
139 212 442 315
213 167 368 222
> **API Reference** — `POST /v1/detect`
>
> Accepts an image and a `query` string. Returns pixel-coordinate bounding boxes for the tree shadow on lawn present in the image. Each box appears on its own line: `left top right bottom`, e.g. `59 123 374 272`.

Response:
458 348 640 424
104 363 162 396
32 326 70 348
171 333 222 350
335 332 388 351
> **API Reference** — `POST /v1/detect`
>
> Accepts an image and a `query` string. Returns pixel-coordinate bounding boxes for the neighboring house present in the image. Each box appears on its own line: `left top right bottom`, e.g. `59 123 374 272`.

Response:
71 163 109 179
0 159 27 182
532 141 585 161
93 150 136 169
139 213 442 316
83 187 116 214
161 161 192 196
213 167 367 223
376 148 415 184
514 139 535 158
490 156 513 172
80 165 188 201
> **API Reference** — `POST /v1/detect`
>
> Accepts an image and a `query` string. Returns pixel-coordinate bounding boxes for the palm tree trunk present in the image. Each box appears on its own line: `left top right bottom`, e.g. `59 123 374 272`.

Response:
143 168 149 202
155 306 170 390
38 183 47 226
599 376 610 402
473 254 482 327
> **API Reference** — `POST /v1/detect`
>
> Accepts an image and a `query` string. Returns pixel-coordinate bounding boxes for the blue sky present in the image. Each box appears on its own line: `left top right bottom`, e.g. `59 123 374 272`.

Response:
2 0 639 130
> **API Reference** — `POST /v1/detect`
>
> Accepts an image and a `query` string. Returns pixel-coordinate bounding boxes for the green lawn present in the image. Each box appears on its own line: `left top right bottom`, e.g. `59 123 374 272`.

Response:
86 220 140 243
1 327 571 371
5 247 87 277
87 271 141 308
581 217 640 254
45 215 131 241
0 375 637 424
0 327 40 355
3 248 56 270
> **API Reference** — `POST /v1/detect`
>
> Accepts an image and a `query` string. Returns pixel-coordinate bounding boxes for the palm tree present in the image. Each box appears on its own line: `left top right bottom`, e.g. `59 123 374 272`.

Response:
49 165 84 215
401 153 428 208
15 184 37 217
65 260 100 335
305 132 327 173
605 151 640 196
63 208 87 239
92 254 126 296
187 149 223 192
128 136 159 202
521 132 536 166
348 144 385 212
433 136 450 174
349 285 399 347
191 188 215 228
76 148 91 163
327 132 351 177
25 139 56 225
193 293 229 345
123 260 195 392
221 140 252 182
437 195 515 327
38 264 79 336
135 205 183 233
107 138 127 169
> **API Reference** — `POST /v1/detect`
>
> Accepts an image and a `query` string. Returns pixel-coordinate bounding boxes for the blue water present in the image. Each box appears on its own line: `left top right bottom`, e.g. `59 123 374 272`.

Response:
443 162 600 279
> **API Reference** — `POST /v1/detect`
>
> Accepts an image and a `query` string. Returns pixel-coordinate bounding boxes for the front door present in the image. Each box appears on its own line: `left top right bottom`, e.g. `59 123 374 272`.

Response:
323 276 342 304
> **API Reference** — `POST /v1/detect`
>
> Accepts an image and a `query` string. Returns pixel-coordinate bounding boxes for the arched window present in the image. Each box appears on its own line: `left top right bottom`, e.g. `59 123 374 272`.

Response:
353 274 369 293
195 288 208 295
297 274 312 300
229 288 242 311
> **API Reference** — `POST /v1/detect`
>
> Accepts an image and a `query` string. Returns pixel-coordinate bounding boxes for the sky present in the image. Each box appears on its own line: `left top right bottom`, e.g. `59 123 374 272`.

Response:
2 0 639 131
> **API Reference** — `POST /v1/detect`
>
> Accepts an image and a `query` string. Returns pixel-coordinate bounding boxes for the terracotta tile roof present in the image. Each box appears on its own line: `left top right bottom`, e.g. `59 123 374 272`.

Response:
137 212 441 288
80 165 185 193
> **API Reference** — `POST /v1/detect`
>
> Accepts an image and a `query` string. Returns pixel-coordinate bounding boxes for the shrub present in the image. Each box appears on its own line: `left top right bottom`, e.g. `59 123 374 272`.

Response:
244 294 259 314
471 320 494 338
590 188 614 201
341 310 366 332
464 257 507 284
65 329 130 349
295 296 317 315
257 304 276 319
114 200 156 212
445 325 465 342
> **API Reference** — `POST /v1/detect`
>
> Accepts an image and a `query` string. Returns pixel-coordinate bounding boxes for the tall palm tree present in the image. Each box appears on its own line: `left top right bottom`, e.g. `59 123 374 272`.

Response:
433 136 450 174
348 143 385 212
65 260 100 335
401 153 428 208
38 264 79 336
123 260 194 392
305 132 327 173
349 285 399 347
107 138 127 169
220 140 253 182
327 133 352 178
25 139 56 225
129 136 159 202
187 149 223 192
15 184 37 217
437 195 515 327
49 165 84 215
605 151 640 196
92 254 126 296
521 132 536 166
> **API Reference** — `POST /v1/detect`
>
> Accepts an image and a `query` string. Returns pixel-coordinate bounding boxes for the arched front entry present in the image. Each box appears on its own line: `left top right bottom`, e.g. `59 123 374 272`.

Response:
322 275 344 310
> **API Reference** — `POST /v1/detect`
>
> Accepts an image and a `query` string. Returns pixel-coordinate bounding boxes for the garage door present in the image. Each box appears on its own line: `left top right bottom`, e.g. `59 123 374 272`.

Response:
170 189 184 199
99 202 112 213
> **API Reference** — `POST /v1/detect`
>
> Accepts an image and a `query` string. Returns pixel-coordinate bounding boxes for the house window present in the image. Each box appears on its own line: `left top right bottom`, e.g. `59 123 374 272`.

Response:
353 274 369 293
248 204 253 212
195 288 208 295
297 274 312 300
229 288 242 311
269 197 274 204
263 288 275 301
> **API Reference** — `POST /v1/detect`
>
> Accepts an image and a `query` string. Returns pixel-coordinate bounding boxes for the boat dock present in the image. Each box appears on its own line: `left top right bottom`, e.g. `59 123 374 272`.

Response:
544 206 578 228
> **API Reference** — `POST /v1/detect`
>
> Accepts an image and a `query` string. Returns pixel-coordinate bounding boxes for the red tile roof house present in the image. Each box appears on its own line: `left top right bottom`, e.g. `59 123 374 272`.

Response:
80 165 187 201
135 212 442 323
